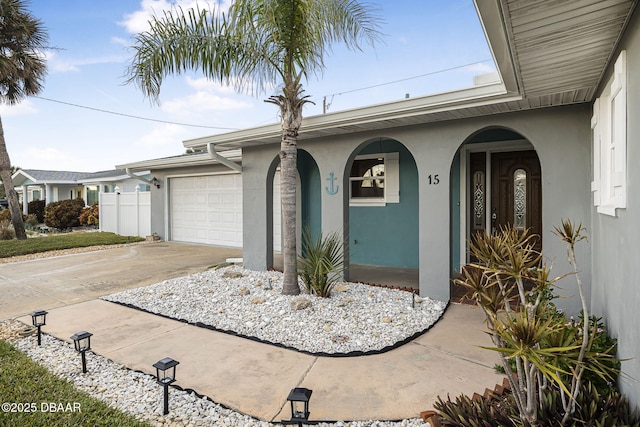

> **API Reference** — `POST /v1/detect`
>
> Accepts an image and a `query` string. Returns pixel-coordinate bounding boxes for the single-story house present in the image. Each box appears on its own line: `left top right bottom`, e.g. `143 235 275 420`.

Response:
11 168 151 215
118 0 640 407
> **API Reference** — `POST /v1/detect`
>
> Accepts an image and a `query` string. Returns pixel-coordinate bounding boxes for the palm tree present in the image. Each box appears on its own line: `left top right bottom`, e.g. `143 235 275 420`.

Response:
0 0 48 240
126 0 381 294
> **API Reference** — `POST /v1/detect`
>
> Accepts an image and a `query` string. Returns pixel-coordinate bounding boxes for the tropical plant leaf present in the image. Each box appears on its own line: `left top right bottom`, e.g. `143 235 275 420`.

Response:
298 227 344 297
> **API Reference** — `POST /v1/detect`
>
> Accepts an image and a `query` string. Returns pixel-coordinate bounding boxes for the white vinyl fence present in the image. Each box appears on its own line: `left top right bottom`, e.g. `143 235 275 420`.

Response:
100 191 151 237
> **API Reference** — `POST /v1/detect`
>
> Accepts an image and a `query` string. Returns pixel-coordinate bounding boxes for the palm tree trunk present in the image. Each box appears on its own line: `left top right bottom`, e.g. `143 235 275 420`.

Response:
0 115 27 240
269 79 307 296
280 129 299 295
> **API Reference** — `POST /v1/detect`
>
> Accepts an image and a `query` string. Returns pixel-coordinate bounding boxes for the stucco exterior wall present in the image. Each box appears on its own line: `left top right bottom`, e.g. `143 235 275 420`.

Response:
147 164 240 241
242 105 591 307
590 7 640 409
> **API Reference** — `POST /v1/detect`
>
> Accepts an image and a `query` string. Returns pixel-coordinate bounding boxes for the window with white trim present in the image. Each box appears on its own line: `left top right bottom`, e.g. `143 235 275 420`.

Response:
349 152 399 206
592 50 627 216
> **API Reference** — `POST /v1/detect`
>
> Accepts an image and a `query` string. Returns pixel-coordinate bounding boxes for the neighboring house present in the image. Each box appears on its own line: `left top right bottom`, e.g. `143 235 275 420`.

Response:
119 0 640 408
11 168 151 215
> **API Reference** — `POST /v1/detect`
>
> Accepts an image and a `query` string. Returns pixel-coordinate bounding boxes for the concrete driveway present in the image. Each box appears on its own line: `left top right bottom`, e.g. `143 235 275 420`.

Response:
0 241 242 320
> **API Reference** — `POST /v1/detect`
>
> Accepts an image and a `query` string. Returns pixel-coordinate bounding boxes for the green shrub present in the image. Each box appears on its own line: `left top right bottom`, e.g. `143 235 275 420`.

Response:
28 199 46 222
0 219 15 240
44 198 85 230
79 202 99 226
436 384 640 426
25 213 38 228
298 228 344 298
435 393 515 426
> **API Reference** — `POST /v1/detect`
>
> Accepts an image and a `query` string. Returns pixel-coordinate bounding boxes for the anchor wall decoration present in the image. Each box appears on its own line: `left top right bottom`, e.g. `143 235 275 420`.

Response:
325 172 339 195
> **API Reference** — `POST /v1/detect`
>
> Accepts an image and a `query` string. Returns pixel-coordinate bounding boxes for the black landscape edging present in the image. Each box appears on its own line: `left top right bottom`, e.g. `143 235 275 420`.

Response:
15 323 434 425
103 298 451 358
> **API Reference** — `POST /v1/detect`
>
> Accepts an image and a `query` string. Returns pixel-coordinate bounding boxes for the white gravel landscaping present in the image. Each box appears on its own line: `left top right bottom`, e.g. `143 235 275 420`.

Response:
101 266 446 355
5 328 434 426
3 265 444 426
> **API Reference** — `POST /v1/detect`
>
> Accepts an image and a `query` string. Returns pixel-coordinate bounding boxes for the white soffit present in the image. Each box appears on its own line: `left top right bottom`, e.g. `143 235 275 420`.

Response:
501 0 637 100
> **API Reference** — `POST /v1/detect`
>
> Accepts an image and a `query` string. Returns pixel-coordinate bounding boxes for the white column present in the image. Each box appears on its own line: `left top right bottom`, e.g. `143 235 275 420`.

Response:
22 185 29 214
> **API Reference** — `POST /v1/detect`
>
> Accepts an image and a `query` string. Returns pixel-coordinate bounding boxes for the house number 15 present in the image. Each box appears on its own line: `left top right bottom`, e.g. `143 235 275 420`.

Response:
427 174 440 185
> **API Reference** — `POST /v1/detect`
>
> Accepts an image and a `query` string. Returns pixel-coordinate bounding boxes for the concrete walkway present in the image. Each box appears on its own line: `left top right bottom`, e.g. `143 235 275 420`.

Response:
4 242 502 422
16 301 499 422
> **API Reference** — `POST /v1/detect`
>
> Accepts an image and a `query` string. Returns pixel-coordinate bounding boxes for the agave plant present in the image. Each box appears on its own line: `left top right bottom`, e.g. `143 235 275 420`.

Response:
298 227 345 298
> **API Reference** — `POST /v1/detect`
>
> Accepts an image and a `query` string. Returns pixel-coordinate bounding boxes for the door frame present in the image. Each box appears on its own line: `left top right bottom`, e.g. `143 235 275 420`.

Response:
457 139 537 269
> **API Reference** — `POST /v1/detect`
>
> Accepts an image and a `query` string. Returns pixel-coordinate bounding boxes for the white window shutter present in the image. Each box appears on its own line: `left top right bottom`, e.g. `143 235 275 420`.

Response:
591 98 601 206
385 152 400 203
610 51 627 209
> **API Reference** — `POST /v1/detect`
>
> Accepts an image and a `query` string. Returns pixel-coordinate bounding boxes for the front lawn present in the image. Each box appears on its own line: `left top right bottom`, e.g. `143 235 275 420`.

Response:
0 232 145 258
0 340 151 427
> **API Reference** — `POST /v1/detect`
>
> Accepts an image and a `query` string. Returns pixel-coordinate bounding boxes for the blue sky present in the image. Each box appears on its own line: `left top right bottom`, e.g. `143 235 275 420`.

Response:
1 0 495 172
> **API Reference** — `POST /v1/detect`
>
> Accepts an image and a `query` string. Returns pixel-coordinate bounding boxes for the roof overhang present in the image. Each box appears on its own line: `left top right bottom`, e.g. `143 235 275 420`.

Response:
117 149 242 172
184 83 519 151
11 170 79 186
80 172 148 184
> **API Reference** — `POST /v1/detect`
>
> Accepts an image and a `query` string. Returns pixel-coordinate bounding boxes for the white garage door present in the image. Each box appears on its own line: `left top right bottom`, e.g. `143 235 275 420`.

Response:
170 174 242 247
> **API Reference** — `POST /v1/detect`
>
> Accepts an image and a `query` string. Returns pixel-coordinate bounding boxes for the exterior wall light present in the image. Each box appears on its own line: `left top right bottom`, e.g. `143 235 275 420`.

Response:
70 331 93 373
151 177 160 189
286 387 312 426
153 357 179 415
30 310 47 346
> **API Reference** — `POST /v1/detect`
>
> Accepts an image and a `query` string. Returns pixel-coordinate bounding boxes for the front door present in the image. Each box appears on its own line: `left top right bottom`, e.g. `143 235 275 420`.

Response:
491 150 542 251
468 150 542 255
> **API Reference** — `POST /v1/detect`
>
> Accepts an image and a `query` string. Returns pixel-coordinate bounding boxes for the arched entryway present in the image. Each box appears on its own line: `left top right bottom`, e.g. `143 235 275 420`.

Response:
450 127 542 285
268 149 321 270
343 138 419 287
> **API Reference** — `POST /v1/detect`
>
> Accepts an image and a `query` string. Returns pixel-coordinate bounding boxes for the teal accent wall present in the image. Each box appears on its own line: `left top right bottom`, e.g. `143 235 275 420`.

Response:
450 151 461 275
297 150 321 243
349 140 418 269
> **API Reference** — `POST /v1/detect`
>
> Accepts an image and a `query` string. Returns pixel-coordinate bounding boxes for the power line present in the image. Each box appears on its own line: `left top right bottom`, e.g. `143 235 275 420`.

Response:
320 59 494 112
34 96 241 130
35 59 495 126
327 59 493 97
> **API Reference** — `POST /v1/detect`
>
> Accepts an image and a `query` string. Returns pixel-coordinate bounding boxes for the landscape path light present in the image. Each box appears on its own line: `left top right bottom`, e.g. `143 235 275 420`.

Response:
285 387 312 426
70 331 92 373
153 357 179 415
30 310 47 346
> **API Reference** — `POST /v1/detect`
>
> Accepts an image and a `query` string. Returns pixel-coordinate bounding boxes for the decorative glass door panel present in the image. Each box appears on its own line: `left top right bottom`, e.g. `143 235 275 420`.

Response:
490 151 542 252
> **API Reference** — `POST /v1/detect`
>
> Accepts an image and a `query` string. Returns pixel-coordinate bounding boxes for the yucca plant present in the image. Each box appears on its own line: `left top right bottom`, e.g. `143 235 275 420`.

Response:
298 227 345 298
453 222 621 426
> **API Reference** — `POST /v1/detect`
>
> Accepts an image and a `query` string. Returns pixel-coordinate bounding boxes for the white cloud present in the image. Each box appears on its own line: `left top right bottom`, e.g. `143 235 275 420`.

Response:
136 123 189 148
18 147 72 170
464 62 496 74
161 76 251 119
111 36 129 47
46 51 79 73
0 99 38 117
45 50 128 74
119 1 232 34
184 76 236 93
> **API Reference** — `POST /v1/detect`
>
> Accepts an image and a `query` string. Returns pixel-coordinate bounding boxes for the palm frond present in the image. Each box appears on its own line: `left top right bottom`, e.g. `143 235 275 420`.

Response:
126 0 383 102
0 0 48 103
